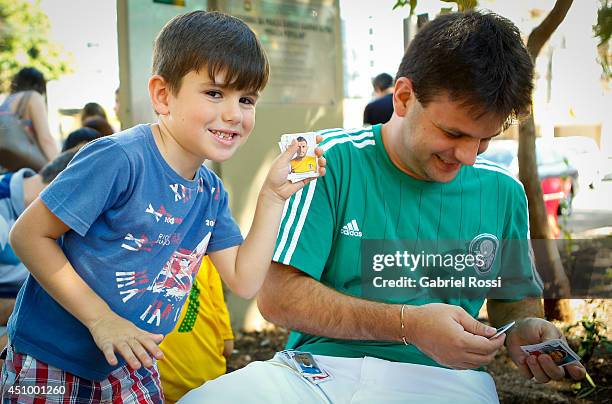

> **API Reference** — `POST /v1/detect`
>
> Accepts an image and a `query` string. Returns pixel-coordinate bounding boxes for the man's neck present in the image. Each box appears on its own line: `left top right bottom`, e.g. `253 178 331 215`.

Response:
380 120 424 180
22 175 45 208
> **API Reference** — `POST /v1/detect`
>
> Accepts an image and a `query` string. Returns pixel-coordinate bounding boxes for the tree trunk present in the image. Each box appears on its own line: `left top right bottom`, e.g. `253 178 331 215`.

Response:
519 0 574 321
518 115 572 320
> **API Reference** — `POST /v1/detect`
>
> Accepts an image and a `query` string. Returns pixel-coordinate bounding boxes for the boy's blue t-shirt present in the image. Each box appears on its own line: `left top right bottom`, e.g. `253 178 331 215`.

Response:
8 124 243 381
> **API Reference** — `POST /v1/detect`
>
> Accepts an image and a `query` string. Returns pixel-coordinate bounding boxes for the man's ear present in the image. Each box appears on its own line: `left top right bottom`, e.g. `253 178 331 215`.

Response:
149 75 170 115
392 77 415 118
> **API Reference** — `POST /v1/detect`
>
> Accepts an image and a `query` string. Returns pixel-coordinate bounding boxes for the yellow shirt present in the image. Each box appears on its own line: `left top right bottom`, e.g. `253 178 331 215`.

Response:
290 156 316 174
158 257 233 403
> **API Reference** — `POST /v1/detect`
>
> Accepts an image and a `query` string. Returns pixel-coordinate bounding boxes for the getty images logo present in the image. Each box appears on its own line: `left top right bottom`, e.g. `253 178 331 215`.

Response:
340 219 362 237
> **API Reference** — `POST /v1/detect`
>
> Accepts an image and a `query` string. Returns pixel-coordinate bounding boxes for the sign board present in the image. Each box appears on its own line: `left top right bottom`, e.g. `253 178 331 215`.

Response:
223 0 337 105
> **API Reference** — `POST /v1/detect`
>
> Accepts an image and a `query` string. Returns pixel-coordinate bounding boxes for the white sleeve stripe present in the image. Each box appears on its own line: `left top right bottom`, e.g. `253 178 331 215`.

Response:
472 163 523 187
276 197 291 240
318 128 344 138
273 188 303 262
319 127 371 140
283 179 318 264
322 137 375 153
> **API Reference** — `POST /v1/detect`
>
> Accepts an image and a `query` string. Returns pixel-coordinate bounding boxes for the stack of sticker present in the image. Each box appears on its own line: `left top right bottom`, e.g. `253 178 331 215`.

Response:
278 132 319 183
520 339 581 367
278 350 333 384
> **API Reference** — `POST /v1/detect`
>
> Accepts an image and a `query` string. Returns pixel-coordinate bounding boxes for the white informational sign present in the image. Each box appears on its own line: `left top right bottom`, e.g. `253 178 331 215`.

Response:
224 0 337 105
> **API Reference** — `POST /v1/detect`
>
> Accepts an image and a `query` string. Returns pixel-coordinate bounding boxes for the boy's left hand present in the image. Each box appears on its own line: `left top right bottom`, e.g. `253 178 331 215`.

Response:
263 135 326 202
88 311 165 370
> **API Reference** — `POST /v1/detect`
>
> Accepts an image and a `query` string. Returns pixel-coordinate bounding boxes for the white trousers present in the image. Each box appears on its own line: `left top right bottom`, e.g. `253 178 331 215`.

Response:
179 354 499 404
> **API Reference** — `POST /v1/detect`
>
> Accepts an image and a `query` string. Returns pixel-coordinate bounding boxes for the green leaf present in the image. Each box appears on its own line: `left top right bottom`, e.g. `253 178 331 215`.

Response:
0 0 72 92
585 371 596 388
440 0 478 11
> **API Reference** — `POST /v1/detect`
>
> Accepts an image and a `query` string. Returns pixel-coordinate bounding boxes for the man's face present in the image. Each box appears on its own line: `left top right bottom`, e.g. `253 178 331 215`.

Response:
394 89 503 183
296 140 308 158
163 70 259 163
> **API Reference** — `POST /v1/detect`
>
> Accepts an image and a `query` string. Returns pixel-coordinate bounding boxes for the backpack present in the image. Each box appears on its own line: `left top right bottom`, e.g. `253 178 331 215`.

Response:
0 92 48 171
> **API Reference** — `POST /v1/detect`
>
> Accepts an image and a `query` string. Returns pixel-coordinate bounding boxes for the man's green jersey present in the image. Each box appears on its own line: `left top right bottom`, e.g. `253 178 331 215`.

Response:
273 124 542 368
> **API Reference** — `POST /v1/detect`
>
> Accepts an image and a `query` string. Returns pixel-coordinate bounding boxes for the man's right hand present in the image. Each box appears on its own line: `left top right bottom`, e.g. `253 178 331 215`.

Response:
404 303 504 369
87 311 164 369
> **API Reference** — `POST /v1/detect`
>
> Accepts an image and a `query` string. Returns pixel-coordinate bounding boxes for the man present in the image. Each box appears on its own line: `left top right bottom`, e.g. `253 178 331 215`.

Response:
363 72 394 125
0 149 77 349
290 136 317 174
181 11 585 403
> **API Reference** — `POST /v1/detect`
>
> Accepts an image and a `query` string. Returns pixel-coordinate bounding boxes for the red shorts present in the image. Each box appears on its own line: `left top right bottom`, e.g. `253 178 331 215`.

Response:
0 344 163 403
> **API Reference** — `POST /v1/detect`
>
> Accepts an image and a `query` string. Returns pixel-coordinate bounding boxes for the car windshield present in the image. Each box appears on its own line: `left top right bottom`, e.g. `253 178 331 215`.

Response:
482 149 514 167
537 143 565 165
481 139 568 169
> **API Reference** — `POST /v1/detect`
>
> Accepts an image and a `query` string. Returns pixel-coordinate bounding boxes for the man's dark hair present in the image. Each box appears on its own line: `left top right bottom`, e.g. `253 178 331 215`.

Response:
62 127 103 152
296 136 307 143
152 11 269 95
396 11 534 125
39 149 78 184
10 67 47 95
372 73 393 92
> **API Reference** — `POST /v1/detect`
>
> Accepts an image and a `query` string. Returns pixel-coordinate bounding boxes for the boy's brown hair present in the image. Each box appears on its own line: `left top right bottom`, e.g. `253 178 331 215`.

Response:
152 11 269 95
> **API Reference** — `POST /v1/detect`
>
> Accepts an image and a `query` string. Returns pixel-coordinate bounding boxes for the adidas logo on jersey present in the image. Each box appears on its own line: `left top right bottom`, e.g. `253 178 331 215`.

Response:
340 219 362 237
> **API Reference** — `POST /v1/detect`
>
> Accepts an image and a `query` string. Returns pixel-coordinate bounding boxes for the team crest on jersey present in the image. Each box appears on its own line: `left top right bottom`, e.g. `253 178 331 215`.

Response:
468 233 499 275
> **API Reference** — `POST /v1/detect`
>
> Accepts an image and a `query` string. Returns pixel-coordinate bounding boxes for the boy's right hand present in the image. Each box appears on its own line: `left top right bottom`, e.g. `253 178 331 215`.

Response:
87 311 164 369
262 135 326 203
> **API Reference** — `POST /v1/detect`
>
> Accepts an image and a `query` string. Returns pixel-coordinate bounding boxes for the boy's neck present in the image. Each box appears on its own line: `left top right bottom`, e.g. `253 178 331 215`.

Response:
151 123 203 180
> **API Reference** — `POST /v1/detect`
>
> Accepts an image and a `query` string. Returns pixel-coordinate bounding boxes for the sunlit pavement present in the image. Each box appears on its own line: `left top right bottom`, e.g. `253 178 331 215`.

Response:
562 180 612 237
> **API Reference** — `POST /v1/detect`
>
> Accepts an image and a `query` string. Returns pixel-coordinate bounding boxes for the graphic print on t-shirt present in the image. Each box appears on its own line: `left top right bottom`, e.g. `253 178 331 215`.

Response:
170 177 204 203
145 203 184 225
113 175 212 327
115 232 211 326
147 232 210 301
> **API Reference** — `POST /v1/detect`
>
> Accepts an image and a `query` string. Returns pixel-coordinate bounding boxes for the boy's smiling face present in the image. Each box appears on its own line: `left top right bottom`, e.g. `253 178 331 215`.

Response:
163 69 259 163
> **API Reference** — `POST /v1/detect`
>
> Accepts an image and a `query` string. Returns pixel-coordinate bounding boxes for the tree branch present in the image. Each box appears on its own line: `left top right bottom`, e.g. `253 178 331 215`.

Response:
527 0 574 59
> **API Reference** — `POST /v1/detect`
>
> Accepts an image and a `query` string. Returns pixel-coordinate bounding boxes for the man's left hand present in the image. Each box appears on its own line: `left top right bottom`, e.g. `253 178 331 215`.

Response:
505 317 586 383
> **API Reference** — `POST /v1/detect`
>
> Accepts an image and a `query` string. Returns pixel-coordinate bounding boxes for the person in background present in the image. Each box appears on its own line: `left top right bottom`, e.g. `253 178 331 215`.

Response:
83 116 114 136
114 88 121 125
158 257 234 403
61 127 105 152
79 102 115 135
0 149 78 350
80 102 108 125
0 67 59 162
363 72 394 125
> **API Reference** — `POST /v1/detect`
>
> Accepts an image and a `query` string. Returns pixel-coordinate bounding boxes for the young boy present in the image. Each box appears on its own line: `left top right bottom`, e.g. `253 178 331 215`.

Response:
2 11 324 403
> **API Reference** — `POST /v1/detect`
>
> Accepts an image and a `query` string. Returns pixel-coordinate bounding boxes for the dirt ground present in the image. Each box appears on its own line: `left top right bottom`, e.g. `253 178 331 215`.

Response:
227 302 611 403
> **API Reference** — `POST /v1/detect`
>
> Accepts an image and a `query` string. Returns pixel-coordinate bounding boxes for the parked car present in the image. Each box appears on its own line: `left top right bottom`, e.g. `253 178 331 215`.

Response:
479 139 578 237
552 136 605 189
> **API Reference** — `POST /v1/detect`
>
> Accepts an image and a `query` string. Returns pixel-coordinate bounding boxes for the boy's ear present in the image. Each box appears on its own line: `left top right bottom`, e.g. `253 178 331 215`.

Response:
149 75 170 115
392 77 416 118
